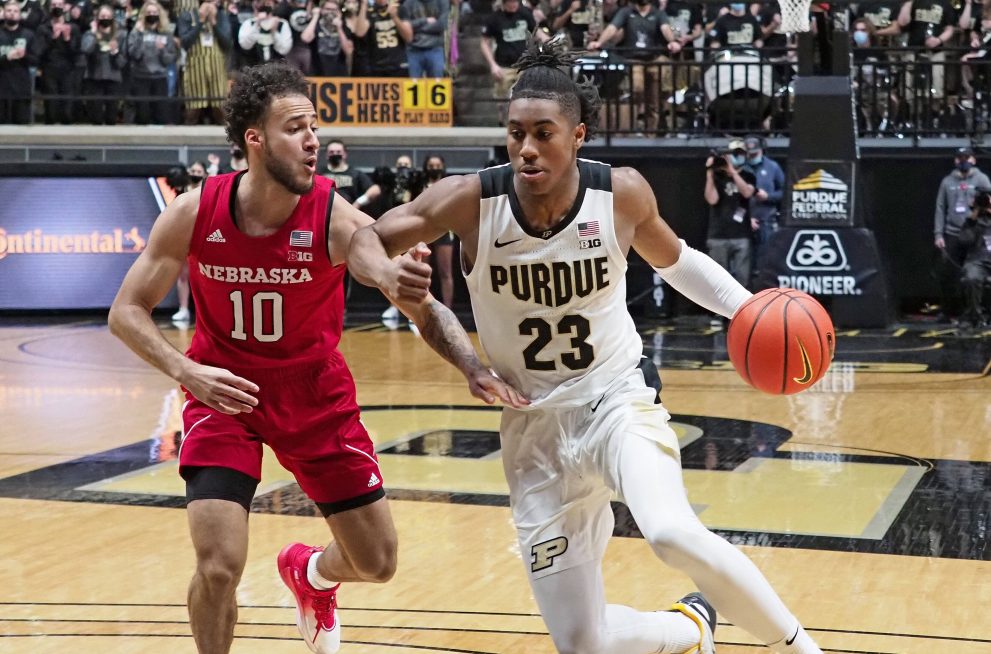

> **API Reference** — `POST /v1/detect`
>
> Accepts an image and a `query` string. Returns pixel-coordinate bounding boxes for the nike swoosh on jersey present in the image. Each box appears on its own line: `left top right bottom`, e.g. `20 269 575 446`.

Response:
793 339 815 385
494 237 523 248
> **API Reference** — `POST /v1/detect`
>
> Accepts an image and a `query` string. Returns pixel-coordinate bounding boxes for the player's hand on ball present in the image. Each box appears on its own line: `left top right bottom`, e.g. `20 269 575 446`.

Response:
390 242 432 302
179 362 260 415
467 367 530 408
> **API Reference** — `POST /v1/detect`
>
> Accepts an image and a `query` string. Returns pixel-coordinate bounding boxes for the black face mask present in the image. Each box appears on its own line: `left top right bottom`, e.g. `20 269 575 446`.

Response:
4 18 19 27
327 154 343 167
98 17 113 26
145 14 159 24
260 4 274 10
188 174 203 183
426 168 445 180
50 6 64 17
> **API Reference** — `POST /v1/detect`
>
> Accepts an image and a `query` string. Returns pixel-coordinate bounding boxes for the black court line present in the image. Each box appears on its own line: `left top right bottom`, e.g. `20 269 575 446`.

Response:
0 618 548 636
2 602 989 645
0 634 499 653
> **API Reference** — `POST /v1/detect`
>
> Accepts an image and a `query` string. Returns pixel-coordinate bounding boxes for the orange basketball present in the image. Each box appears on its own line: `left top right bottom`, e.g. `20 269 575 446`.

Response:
727 288 836 395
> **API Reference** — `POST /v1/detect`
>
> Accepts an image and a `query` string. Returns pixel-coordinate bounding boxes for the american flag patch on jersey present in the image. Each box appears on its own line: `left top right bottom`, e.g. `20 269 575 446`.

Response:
289 230 313 248
577 221 599 238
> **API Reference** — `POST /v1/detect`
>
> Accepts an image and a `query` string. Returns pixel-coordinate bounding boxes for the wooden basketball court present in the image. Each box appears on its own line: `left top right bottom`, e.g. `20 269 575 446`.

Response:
1 316 989 653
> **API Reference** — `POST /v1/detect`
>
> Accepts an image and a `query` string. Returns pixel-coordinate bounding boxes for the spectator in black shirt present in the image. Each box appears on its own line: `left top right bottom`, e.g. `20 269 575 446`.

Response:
958 189 991 326
16 0 44 31
276 0 315 72
708 2 763 49
854 1 902 40
704 137 757 290
0 0 39 123
480 0 546 123
588 0 681 133
324 139 383 208
37 0 82 124
898 0 955 101
353 0 411 77
551 0 597 49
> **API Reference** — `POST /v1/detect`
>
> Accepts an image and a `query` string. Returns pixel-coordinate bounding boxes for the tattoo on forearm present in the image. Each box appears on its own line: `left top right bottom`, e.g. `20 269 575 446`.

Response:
420 299 484 373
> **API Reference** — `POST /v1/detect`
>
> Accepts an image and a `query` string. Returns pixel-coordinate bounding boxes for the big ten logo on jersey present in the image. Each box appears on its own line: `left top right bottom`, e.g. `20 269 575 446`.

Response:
288 250 313 262
577 220 601 250
531 536 568 573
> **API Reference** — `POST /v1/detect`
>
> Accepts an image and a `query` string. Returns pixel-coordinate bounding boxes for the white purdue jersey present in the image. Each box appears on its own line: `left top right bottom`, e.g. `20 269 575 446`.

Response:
464 159 643 408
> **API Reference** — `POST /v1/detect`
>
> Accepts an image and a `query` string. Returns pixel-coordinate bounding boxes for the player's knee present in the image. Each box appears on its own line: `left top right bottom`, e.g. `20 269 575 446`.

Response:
643 523 711 568
353 539 398 583
549 624 606 654
194 554 243 593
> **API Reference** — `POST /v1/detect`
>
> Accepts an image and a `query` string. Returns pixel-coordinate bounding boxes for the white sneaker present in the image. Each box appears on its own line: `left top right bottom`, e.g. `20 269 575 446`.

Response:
381 305 399 321
171 308 190 323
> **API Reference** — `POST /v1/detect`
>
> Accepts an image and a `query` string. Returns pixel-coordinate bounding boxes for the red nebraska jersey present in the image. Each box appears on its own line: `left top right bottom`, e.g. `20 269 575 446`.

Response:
185 172 343 372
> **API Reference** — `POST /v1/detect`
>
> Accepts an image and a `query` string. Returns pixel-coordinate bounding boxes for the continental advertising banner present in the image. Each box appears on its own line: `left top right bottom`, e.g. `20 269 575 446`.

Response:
307 77 453 127
0 177 170 310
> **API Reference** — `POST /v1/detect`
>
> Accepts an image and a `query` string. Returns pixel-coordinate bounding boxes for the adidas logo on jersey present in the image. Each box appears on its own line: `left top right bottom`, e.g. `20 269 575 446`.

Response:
367 473 380 487
206 229 226 243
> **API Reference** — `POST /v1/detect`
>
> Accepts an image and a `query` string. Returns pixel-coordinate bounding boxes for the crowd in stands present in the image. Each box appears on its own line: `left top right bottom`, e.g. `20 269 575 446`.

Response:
1 0 991 132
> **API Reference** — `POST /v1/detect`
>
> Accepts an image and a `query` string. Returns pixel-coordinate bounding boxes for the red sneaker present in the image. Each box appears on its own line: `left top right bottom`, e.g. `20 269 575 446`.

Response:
277 543 341 653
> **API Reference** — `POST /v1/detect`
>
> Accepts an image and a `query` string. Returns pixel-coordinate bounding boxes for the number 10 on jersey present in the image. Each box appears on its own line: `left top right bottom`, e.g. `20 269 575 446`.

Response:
230 290 284 342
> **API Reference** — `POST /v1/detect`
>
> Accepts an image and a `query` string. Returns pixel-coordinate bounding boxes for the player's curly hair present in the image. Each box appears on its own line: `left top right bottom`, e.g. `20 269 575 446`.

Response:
510 36 601 142
224 62 310 151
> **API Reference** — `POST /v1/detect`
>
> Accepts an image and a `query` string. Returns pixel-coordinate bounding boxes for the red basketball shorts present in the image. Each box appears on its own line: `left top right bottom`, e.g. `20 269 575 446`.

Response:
177 354 382 505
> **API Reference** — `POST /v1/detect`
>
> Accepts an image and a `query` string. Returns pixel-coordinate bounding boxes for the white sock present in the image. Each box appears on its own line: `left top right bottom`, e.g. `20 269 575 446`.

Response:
306 551 336 590
657 611 702 654
769 624 822 654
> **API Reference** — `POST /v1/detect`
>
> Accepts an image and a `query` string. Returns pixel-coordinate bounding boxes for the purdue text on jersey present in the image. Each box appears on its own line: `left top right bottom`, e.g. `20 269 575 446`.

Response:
489 256 609 308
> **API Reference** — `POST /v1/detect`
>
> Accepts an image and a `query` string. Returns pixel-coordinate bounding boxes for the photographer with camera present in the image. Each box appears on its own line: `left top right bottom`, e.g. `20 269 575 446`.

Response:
958 187 991 327
933 147 990 320
704 138 757 304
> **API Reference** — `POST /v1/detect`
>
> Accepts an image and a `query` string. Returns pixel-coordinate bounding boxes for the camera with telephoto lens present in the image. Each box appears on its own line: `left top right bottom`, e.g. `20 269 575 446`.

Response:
708 145 744 170
973 187 991 221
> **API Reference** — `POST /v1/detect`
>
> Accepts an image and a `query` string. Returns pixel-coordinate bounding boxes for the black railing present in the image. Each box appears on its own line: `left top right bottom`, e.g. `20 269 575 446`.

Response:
14 47 991 143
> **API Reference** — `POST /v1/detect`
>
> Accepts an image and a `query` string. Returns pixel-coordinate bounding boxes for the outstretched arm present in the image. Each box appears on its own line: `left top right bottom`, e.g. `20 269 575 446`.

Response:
338 194 528 407
615 168 753 318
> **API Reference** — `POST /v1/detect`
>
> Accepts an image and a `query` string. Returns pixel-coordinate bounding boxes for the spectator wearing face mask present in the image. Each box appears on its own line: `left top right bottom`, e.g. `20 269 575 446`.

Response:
419 154 456 308
238 0 291 64
81 5 127 124
0 0 40 124
708 1 763 49
37 0 82 124
323 139 382 208
588 0 682 134
127 0 178 123
178 0 232 124
704 137 757 293
276 0 316 72
301 0 351 75
932 147 991 320
741 135 783 276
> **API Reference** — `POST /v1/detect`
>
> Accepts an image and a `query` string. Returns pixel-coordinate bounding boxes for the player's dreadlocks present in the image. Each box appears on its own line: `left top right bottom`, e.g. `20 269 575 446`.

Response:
511 36 602 142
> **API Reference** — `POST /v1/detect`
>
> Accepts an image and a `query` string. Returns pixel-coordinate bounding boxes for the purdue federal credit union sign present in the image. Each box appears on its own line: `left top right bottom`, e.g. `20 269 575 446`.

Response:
787 161 855 226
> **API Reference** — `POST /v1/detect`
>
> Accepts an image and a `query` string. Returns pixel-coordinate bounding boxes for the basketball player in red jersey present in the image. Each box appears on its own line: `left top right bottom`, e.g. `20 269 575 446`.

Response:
109 62 526 654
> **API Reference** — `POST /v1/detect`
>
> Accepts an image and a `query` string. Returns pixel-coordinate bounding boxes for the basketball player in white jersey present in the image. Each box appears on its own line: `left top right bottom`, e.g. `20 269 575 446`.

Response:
348 39 824 654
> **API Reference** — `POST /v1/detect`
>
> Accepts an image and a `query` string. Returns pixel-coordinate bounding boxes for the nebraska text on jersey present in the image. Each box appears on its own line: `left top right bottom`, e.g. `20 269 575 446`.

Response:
197 262 314 284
